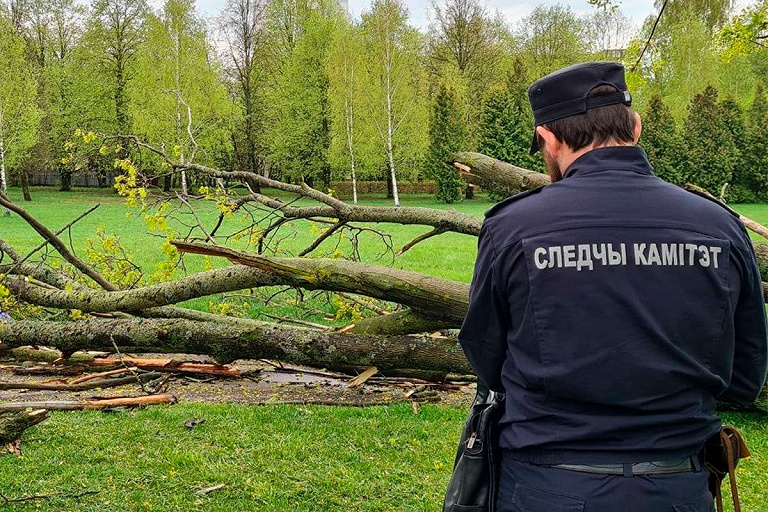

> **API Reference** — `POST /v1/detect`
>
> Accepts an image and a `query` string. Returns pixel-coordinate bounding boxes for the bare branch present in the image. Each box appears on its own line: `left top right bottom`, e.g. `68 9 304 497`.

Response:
396 228 445 256
298 220 346 256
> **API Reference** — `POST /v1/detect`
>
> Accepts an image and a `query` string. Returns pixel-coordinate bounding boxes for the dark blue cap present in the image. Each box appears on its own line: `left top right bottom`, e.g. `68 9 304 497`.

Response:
528 61 632 154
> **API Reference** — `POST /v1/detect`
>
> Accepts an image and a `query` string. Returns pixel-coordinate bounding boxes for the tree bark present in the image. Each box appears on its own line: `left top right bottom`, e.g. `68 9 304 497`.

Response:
0 409 48 445
451 151 550 195
19 169 31 201
347 310 455 335
0 318 473 375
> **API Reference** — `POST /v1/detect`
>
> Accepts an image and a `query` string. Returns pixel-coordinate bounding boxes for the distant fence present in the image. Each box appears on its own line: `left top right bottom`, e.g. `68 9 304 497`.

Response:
21 173 441 197
330 180 437 198
27 171 119 188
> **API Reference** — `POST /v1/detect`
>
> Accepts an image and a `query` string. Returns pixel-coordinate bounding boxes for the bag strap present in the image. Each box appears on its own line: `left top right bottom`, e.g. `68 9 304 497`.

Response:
712 427 751 512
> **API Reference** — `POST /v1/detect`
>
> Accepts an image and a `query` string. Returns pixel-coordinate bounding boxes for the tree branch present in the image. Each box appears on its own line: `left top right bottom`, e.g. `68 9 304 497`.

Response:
172 241 469 321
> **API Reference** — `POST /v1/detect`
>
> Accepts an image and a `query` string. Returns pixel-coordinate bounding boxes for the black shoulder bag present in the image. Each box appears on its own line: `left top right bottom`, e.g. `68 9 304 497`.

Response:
443 381 506 512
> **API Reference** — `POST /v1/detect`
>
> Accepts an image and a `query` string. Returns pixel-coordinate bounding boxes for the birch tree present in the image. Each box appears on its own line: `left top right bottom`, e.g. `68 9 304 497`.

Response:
328 19 376 203
360 0 427 207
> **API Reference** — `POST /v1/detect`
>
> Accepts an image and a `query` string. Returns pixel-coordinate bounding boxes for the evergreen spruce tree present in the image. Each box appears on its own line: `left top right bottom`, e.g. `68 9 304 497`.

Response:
743 83 768 201
720 96 751 201
425 83 467 203
682 85 736 195
477 87 542 173
640 94 685 184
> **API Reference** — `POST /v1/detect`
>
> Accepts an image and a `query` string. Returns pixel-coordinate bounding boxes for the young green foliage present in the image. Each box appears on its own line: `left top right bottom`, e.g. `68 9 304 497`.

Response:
360 0 428 206
0 17 42 194
266 0 341 188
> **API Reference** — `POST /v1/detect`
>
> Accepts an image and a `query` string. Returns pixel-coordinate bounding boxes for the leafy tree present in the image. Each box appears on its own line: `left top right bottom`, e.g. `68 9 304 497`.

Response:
88 0 148 137
720 95 750 200
426 83 467 203
659 0 734 33
132 0 233 194
640 94 685 184
0 16 41 197
517 4 587 76
682 85 737 195
360 0 427 206
740 82 768 200
14 0 85 194
266 1 339 188
427 0 506 131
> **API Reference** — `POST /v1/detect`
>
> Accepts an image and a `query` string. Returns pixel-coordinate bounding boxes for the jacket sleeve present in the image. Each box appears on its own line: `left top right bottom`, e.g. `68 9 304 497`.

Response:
458 222 509 392
720 237 768 405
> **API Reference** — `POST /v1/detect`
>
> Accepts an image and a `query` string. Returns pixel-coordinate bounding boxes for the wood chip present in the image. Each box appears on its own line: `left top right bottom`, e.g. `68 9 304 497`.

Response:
346 366 378 388
411 401 420 414
195 484 226 495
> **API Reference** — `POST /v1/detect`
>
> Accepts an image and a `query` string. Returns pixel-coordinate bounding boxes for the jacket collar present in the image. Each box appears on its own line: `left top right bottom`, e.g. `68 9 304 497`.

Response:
562 146 653 179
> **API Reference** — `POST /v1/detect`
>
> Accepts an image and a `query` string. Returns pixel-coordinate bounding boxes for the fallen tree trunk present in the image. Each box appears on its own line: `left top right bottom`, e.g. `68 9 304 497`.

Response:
0 318 472 375
3 265 280 313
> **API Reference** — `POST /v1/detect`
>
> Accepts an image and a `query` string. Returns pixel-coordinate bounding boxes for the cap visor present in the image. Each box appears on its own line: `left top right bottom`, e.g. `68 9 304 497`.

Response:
529 134 539 155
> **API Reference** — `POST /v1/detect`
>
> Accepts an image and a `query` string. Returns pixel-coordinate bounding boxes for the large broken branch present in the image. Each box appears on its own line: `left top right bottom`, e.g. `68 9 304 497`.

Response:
0 372 161 392
172 241 469 321
0 318 472 375
451 151 550 195
3 265 280 313
242 193 482 236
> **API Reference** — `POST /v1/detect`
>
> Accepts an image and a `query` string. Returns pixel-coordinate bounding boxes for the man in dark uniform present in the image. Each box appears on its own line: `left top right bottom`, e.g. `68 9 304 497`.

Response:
459 62 768 512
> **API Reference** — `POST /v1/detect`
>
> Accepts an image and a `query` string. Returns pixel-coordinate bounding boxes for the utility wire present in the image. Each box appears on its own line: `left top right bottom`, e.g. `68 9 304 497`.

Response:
631 0 668 72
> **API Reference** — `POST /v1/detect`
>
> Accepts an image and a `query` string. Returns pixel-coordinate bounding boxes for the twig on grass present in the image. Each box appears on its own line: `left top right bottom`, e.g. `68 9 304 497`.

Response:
0 490 100 504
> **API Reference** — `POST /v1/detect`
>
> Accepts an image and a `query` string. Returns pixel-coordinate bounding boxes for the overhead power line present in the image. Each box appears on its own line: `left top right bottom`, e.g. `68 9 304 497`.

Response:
631 0 668 72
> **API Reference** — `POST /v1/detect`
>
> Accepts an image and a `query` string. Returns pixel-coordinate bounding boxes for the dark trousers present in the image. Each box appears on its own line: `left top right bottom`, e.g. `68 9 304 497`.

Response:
496 455 714 512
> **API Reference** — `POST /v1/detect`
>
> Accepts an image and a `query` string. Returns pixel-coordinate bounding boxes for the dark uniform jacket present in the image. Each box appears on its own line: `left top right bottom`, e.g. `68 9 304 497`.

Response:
459 146 768 465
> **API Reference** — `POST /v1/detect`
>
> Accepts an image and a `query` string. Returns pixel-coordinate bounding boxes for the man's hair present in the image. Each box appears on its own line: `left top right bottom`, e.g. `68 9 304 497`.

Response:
537 85 636 151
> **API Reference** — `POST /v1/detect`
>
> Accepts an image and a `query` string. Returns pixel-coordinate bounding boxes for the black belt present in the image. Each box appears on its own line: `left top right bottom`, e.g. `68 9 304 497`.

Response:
552 457 698 476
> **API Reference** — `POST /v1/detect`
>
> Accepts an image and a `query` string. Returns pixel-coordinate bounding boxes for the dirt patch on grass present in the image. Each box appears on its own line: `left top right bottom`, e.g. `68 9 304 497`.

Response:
0 356 474 409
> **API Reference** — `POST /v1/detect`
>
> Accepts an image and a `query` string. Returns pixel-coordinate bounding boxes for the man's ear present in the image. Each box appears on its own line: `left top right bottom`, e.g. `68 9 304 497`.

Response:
536 126 560 156
632 111 642 144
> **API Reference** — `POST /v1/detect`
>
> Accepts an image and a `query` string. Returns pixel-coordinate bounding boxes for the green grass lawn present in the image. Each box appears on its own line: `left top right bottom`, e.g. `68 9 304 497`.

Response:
0 188 766 511
0 403 465 512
